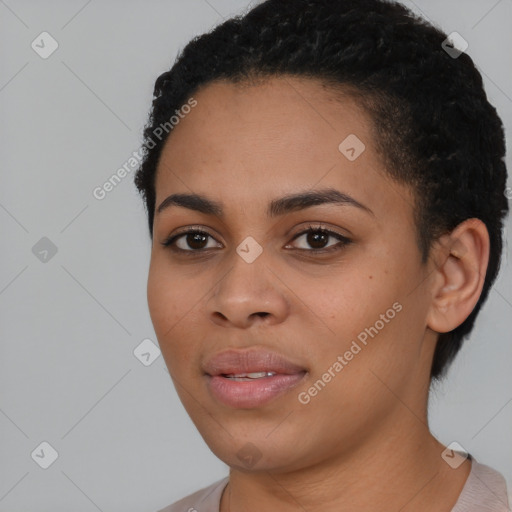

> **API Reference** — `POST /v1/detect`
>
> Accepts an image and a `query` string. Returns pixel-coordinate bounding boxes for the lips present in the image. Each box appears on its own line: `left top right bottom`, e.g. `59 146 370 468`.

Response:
203 348 308 408
203 349 306 377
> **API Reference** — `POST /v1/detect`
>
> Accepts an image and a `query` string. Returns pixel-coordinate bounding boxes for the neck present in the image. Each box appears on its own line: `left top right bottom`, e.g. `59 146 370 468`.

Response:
220 413 471 512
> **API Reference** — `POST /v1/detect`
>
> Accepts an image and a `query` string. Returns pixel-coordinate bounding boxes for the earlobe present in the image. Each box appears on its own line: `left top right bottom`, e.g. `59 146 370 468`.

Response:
426 219 490 334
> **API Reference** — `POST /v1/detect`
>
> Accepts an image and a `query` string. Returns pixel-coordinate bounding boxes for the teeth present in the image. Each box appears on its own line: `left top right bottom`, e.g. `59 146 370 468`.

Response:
225 371 276 380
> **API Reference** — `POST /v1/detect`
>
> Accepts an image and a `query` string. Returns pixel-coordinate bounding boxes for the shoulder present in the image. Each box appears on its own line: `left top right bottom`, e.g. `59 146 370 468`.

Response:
452 457 510 512
156 476 229 512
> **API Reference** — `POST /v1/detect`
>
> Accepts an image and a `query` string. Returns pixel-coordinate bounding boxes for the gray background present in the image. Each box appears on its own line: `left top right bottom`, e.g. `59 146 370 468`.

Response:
0 0 511 510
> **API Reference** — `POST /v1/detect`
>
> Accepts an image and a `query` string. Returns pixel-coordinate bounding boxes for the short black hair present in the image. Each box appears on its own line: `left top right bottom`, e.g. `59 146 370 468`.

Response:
134 0 509 381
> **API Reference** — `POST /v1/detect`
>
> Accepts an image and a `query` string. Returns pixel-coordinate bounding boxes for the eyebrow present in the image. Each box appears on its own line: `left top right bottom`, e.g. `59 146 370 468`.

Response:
156 187 374 218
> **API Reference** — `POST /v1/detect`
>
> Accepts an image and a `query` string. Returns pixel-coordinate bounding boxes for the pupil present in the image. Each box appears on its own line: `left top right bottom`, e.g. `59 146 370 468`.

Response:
308 230 327 249
188 233 207 249
184 231 329 250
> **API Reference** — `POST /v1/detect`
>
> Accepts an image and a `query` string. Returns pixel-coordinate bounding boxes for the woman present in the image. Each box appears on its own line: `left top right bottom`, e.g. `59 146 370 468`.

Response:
134 0 510 510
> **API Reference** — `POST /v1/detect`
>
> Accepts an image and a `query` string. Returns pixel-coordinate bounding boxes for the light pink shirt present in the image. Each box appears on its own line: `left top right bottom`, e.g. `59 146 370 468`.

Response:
157 457 510 512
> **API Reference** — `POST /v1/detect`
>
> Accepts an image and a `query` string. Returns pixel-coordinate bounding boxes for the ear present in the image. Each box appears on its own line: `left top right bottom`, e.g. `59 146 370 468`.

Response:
426 218 490 334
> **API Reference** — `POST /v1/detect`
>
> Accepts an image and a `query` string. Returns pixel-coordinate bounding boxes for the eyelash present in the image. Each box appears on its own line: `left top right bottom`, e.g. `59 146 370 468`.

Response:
160 224 352 255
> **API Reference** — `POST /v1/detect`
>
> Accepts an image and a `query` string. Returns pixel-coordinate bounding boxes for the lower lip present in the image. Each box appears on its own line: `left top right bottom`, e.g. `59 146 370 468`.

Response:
206 372 307 408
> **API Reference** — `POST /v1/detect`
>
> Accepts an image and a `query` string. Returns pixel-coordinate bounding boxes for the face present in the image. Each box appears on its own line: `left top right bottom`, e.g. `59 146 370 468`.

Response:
147 76 437 472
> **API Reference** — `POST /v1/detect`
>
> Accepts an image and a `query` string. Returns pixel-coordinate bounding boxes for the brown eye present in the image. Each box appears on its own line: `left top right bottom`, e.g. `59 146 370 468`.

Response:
161 228 222 252
181 232 209 250
286 226 352 252
161 225 351 255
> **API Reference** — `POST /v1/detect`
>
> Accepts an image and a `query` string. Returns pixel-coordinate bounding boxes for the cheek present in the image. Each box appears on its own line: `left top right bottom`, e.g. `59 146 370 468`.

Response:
146 258 204 367
298 255 423 375
147 265 178 337
296 266 392 340
316 278 428 405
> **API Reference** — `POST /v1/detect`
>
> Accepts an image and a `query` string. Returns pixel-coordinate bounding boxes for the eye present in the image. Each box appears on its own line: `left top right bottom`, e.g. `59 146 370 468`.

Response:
161 227 222 253
285 224 352 252
160 224 352 254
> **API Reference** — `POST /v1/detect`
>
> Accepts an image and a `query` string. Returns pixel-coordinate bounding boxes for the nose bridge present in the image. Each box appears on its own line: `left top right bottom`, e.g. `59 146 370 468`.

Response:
223 239 270 296
207 240 286 325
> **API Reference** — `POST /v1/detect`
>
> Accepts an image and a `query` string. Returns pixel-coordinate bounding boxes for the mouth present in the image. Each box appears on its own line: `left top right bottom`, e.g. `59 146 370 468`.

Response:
221 371 279 381
205 372 307 408
203 349 308 409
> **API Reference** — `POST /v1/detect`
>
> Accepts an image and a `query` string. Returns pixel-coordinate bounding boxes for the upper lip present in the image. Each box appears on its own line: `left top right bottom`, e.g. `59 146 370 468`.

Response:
203 348 306 376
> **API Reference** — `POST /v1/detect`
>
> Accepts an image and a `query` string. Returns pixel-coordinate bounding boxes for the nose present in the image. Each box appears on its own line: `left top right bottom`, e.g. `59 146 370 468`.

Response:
206 257 289 329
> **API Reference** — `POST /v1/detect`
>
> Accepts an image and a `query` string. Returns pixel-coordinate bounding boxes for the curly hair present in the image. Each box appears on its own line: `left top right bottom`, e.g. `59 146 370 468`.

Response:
134 0 509 381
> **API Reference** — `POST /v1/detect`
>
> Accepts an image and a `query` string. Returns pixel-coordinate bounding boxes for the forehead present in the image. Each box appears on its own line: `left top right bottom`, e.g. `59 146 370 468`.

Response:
153 76 413 225
177 76 370 141
156 76 375 178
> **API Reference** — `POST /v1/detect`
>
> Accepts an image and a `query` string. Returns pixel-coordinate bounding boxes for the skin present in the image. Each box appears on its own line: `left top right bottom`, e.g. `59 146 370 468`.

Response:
147 76 489 511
